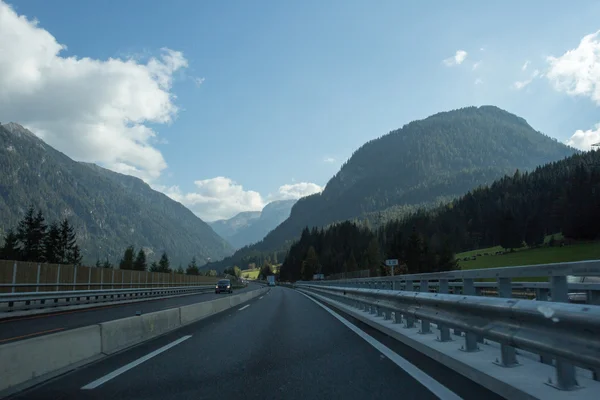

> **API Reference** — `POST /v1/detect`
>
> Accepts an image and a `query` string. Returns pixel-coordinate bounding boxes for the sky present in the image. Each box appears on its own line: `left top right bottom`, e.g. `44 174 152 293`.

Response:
1 0 600 221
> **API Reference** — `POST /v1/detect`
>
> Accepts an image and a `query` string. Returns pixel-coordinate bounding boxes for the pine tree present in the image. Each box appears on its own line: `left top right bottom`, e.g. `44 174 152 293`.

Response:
0 229 20 260
95 258 102 268
133 248 147 271
366 238 382 276
59 218 77 264
120 246 135 270
346 251 358 272
17 206 46 262
102 258 113 269
186 257 199 275
44 222 61 263
67 244 82 266
149 261 159 272
301 245 319 280
158 252 170 272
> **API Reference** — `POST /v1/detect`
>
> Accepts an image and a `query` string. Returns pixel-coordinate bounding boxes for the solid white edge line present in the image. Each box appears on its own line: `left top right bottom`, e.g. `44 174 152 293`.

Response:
238 304 250 311
259 296 264 299
297 291 463 400
81 335 192 390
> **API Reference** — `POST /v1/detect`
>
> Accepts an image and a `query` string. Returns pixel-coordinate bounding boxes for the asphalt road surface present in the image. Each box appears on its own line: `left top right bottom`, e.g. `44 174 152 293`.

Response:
0 284 260 344
9 287 505 400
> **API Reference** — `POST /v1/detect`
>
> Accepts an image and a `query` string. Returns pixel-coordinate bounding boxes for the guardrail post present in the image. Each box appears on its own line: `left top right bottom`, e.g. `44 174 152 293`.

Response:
546 275 579 390
404 280 415 328
462 278 483 343
589 290 600 306
437 279 452 342
36 263 41 293
72 266 77 291
535 288 549 301
494 277 519 367
11 261 17 293
56 265 61 291
460 278 481 351
419 280 432 334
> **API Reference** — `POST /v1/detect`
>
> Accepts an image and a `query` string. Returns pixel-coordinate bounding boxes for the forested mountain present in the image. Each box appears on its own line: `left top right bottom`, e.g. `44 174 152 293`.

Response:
210 200 296 249
279 149 600 281
0 123 233 266
210 106 576 271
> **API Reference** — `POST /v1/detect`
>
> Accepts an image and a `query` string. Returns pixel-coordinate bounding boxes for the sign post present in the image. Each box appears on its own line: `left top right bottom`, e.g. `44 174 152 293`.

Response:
385 259 399 276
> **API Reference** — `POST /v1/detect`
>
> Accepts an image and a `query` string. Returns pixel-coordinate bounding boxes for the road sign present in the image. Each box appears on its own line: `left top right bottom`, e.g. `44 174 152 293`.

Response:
385 259 398 266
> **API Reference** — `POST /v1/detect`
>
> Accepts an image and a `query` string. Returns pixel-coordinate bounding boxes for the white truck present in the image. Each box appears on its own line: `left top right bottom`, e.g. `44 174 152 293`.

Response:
267 275 276 286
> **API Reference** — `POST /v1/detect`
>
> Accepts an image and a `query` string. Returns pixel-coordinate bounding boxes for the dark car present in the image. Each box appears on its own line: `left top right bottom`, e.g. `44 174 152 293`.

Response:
215 279 232 294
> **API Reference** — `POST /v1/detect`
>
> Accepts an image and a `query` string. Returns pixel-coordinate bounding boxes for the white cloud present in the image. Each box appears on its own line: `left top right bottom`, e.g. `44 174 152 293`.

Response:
474 78 483 85
161 178 323 221
162 177 265 221
546 30 600 105
512 69 541 90
522 60 530 71
443 50 468 66
566 123 600 151
268 182 323 201
192 77 205 87
0 1 188 181
472 61 482 71
546 30 600 151
323 157 336 163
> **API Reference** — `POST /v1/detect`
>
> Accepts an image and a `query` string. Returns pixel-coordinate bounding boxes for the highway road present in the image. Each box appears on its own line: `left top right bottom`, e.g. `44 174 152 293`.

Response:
0 283 260 344
9 287 505 400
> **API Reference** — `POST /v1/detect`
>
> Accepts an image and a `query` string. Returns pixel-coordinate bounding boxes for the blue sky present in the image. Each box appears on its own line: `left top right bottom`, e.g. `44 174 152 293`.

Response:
1 0 600 220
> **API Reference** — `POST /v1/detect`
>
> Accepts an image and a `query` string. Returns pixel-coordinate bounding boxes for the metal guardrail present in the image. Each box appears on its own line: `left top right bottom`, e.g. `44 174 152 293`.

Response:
296 283 600 392
0 285 214 313
304 260 600 305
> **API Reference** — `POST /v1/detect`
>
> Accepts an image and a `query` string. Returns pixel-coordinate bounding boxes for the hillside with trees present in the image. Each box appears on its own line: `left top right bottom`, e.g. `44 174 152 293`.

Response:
0 123 233 266
279 149 600 281
211 106 576 271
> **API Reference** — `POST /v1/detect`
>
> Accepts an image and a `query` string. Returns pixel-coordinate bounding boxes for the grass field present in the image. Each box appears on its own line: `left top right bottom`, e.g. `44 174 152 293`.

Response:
241 265 279 279
456 241 600 271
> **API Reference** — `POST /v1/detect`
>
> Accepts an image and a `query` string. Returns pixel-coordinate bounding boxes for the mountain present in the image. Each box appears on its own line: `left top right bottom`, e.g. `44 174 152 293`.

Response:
0 123 233 266
209 200 296 249
209 211 261 243
211 106 577 270
279 149 600 282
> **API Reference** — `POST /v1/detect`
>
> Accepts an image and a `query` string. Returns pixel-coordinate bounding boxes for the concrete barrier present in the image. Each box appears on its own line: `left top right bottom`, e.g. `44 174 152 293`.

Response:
0 287 268 396
0 325 102 393
100 308 181 354
180 300 215 324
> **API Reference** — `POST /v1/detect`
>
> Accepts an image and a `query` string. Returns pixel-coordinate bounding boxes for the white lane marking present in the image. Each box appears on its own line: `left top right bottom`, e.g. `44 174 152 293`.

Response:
298 291 462 400
238 304 250 311
81 335 192 390
259 296 264 299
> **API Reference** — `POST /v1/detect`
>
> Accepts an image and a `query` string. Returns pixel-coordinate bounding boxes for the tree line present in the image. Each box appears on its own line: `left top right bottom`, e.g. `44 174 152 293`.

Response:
0 206 82 265
112 245 218 276
280 149 600 281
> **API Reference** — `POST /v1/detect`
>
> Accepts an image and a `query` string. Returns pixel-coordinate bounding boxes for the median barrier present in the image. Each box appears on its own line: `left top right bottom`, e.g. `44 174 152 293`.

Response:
0 286 268 397
100 308 181 355
180 300 215 324
0 325 102 393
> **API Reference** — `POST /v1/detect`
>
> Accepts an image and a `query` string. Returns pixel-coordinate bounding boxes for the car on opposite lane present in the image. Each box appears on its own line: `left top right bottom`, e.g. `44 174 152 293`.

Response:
215 279 232 294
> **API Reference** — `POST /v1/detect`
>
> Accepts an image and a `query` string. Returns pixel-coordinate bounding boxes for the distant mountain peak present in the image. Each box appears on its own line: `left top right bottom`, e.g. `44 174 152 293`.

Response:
2 122 40 141
209 199 297 249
